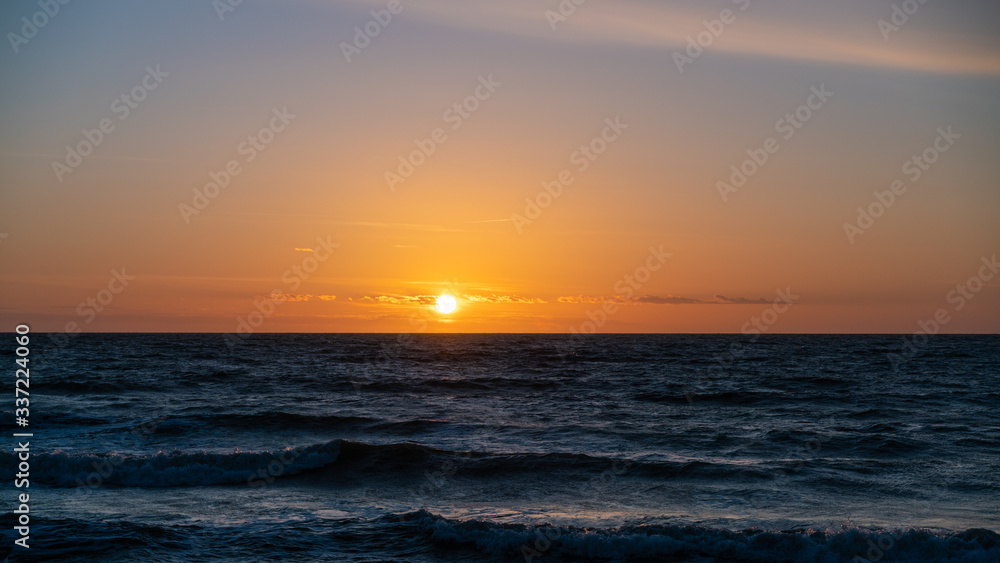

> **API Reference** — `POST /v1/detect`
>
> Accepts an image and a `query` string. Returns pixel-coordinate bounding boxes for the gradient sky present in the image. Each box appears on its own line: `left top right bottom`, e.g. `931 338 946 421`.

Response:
1 0 999 333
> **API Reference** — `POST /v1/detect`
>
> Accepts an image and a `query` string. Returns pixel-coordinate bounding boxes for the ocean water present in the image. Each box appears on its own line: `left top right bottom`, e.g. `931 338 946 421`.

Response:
2 333 999 562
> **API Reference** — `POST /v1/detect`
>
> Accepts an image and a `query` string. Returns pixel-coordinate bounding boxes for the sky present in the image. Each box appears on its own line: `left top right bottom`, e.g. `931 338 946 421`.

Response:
1 0 998 333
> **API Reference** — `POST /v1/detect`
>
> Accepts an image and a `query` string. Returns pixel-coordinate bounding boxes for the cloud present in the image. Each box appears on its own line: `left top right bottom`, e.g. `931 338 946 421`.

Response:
559 294 774 305
259 293 336 302
462 294 545 303
359 294 546 305
332 0 1000 76
464 294 547 304
294 248 314 252
634 295 708 305
355 293 775 306
360 295 437 305
557 295 623 304
712 295 771 305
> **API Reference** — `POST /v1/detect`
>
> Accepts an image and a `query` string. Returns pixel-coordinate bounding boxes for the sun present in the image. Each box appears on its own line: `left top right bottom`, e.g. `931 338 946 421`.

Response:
435 295 457 314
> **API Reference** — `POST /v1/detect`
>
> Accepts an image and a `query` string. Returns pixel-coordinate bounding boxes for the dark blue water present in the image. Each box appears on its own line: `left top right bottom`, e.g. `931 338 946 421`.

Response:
3 334 999 562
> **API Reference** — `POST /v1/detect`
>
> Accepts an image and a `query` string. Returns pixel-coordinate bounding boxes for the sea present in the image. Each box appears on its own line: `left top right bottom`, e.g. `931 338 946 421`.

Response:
2 333 999 562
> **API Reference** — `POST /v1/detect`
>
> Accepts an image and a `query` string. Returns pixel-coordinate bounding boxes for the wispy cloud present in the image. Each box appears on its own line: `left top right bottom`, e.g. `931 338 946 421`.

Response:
259 293 337 302
559 294 773 305
712 294 771 305
334 0 1000 76
354 294 774 306
361 295 437 305
353 293 775 305
634 295 710 305
557 295 621 304
464 294 547 304
358 293 546 305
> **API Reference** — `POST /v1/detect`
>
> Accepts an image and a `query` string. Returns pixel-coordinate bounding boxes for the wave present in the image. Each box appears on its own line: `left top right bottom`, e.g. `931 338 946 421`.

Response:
37 379 151 393
4 510 997 562
39 372 565 395
151 411 379 433
13 441 342 488
7 440 833 490
402 510 1000 562
10 438 993 499
14 409 458 435
636 390 780 405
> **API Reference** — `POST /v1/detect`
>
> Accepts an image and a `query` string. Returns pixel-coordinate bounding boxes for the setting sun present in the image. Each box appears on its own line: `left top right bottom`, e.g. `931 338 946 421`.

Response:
435 295 458 314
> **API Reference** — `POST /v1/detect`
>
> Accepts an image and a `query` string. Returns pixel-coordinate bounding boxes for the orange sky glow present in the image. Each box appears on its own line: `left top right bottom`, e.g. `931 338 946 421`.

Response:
1 0 998 333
